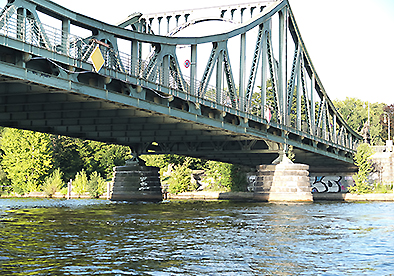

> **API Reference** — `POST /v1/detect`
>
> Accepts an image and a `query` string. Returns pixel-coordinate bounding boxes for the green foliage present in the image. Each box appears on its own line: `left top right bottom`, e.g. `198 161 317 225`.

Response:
0 165 10 186
167 158 196 194
142 154 206 170
42 168 64 197
51 136 84 181
203 161 232 191
372 183 393 193
52 137 131 180
228 165 249 192
203 161 248 192
87 171 106 198
350 143 374 194
75 140 131 179
72 169 88 195
0 128 53 194
333 98 385 145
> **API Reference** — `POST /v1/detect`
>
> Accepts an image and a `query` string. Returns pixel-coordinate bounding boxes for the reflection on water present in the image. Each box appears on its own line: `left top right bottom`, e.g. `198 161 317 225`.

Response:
1 198 394 275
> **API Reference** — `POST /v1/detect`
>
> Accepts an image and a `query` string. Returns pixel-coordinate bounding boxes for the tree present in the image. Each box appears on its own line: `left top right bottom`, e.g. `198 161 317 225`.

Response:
203 161 248 192
87 171 106 198
142 154 206 170
167 158 196 194
72 169 88 195
0 128 53 194
52 135 84 181
349 143 374 194
52 136 132 181
42 168 64 197
75 140 131 179
333 98 385 145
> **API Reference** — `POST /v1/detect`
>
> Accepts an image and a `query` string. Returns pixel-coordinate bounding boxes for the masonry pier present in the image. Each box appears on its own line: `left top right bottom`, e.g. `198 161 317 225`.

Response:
254 152 313 202
110 159 162 201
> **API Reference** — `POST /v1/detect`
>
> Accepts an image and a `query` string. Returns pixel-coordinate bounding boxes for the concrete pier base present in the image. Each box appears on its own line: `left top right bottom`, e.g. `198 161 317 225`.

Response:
254 163 312 202
110 159 162 201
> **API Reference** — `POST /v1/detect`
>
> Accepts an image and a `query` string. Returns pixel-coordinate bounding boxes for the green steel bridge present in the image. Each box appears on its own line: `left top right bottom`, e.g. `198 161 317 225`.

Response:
0 0 362 169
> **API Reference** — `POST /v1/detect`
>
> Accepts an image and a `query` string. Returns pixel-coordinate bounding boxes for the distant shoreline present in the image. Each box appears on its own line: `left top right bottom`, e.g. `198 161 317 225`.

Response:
2 191 394 202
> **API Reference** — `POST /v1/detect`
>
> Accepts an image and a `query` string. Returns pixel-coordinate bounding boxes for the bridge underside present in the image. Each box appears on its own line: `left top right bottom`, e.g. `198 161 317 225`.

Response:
0 48 353 170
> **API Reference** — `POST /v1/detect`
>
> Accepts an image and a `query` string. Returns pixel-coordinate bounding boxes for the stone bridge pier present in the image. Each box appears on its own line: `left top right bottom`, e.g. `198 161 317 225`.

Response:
254 153 312 202
253 151 357 202
110 158 162 201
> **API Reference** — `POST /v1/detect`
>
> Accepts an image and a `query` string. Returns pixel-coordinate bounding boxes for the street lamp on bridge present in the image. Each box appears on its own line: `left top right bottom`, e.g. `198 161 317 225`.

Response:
383 112 392 151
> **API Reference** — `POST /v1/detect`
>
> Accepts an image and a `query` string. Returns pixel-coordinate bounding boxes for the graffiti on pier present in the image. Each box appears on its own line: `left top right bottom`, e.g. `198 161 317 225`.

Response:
311 176 346 193
247 175 257 192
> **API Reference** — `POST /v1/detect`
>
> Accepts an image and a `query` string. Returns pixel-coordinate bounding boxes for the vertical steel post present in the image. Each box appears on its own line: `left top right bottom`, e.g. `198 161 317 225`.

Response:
261 28 268 121
131 40 138 75
310 74 315 135
239 33 246 111
278 8 287 124
191 44 197 96
166 16 171 34
157 17 162 35
163 55 169 87
296 61 302 130
333 114 337 143
216 51 223 104
16 8 26 41
61 18 70 55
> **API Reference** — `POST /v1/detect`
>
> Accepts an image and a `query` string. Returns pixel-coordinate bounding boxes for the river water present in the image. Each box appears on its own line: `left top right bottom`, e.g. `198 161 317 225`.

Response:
0 198 394 275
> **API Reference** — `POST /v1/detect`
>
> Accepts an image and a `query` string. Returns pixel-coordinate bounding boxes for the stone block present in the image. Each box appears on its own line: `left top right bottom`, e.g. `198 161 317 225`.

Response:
110 160 162 201
254 163 312 202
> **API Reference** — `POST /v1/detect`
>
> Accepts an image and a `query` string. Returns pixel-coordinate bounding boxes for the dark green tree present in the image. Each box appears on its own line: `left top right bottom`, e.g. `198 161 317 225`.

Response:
54 138 131 180
142 154 206 170
52 135 84 181
333 98 385 145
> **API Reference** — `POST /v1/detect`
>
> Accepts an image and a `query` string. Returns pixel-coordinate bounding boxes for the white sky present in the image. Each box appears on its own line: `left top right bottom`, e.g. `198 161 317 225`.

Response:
1 0 393 104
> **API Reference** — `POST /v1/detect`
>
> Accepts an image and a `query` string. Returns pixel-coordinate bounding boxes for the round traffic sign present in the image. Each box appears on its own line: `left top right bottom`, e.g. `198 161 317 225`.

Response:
184 59 190 68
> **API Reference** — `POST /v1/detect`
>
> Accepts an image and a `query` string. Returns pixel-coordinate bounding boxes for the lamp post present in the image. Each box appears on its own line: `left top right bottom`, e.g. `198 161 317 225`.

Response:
384 112 391 141
383 112 392 152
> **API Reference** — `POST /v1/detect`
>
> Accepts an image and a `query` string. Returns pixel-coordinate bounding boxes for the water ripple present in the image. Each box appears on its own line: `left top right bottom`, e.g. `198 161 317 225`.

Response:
1 199 394 275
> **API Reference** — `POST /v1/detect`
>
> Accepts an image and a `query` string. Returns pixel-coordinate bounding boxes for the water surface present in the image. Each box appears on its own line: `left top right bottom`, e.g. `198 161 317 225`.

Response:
0 198 393 275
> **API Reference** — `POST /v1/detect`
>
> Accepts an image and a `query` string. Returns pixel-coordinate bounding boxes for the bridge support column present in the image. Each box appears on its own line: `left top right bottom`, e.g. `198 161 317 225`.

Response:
254 152 312 201
110 158 162 201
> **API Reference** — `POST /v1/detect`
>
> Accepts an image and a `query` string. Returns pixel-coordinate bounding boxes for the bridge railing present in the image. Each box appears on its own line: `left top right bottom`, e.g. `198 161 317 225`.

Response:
0 6 250 107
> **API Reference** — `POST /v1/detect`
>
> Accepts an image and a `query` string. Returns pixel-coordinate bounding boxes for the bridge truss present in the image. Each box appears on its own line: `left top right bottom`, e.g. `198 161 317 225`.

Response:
0 0 361 167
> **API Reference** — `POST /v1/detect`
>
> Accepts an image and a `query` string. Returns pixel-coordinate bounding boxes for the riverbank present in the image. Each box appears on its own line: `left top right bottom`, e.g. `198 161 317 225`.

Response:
167 191 394 201
0 191 109 199
2 191 394 201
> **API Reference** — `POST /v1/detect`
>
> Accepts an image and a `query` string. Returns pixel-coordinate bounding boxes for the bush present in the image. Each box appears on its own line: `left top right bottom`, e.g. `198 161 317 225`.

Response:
42 168 64 197
87 171 106 198
168 158 197 194
203 161 248 192
350 143 373 194
203 161 232 191
373 183 393 193
0 166 11 195
72 169 88 195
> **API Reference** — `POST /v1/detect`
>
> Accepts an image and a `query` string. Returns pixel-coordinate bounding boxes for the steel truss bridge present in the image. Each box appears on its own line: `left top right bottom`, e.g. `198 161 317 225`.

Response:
0 0 361 168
